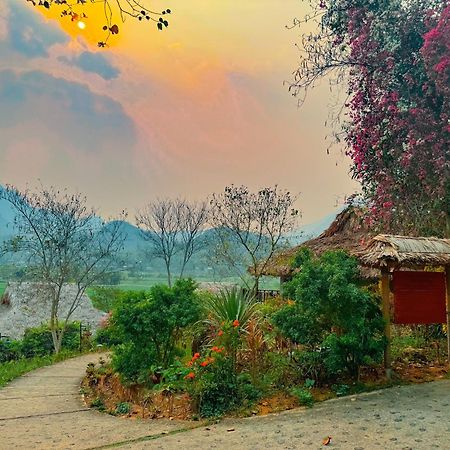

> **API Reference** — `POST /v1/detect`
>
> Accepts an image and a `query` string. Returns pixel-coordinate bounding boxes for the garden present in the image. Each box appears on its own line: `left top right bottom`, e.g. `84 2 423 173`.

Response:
81 249 449 420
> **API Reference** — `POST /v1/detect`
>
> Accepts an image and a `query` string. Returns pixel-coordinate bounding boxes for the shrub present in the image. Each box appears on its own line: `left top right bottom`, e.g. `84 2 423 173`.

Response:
0 339 21 363
185 349 239 418
112 279 201 383
20 322 81 358
274 250 386 381
94 326 122 348
203 287 258 331
115 402 131 415
291 387 314 407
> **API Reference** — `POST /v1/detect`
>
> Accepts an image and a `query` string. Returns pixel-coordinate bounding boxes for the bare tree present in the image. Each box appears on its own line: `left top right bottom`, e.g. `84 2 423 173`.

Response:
179 200 209 278
0 185 125 353
136 198 209 286
210 185 299 292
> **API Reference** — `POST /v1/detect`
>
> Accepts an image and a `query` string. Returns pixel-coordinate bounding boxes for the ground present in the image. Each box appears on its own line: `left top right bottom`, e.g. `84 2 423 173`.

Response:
0 353 449 449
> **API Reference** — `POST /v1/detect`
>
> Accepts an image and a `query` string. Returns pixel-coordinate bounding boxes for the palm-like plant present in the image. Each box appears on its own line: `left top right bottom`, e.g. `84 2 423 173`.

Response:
203 287 259 331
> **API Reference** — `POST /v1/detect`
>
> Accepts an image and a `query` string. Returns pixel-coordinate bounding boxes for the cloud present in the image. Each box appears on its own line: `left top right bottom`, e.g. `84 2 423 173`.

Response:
59 51 120 80
3 0 68 58
0 69 135 153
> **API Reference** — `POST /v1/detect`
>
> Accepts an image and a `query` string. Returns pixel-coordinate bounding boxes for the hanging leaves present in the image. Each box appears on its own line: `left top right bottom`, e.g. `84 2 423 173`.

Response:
26 0 173 45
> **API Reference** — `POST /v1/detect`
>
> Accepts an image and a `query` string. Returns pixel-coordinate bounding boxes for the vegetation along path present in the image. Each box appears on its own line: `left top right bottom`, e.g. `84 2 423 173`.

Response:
1 354 450 450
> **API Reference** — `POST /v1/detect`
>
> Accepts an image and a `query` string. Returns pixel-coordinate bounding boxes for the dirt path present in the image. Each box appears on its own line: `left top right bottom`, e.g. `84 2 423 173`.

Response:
1 354 449 449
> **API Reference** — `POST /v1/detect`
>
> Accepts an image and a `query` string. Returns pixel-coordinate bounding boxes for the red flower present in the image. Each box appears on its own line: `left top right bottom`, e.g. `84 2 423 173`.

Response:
233 319 240 328
184 372 195 380
218 330 223 336
200 360 208 367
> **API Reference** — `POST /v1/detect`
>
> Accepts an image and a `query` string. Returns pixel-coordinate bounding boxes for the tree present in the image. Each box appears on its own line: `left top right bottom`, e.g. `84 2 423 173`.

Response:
26 0 172 47
112 279 201 382
290 0 449 236
0 185 125 353
273 249 386 381
210 185 299 292
136 198 209 286
178 200 209 278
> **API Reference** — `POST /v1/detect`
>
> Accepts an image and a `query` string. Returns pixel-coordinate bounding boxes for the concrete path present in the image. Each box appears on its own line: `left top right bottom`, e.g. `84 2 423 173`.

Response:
0 354 449 449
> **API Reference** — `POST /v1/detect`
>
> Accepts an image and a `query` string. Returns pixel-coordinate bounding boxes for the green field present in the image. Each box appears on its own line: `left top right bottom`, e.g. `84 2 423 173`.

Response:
110 274 280 291
0 281 6 298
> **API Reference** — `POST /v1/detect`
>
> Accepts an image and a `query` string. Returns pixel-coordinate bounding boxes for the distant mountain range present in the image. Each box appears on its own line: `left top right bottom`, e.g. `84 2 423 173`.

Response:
0 194 339 277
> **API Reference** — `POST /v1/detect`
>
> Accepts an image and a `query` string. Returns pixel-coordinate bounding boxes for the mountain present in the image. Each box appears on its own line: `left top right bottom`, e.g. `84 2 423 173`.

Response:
0 198 17 242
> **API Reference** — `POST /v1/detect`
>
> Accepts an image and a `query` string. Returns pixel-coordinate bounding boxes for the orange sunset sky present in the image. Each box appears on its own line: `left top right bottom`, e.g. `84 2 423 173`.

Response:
0 0 358 224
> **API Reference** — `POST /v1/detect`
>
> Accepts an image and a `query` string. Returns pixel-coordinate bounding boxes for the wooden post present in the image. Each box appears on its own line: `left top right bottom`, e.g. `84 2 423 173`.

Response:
445 266 450 366
381 268 392 379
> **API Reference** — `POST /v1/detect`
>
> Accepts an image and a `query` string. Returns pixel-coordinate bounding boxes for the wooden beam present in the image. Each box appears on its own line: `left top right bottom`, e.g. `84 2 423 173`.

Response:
446 266 450 365
381 268 392 379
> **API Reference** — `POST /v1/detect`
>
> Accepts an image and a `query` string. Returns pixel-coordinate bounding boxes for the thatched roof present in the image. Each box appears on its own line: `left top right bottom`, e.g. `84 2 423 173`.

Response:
358 235 450 268
256 207 375 278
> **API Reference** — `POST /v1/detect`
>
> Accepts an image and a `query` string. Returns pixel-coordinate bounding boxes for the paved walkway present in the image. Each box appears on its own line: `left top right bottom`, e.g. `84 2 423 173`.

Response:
0 354 449 449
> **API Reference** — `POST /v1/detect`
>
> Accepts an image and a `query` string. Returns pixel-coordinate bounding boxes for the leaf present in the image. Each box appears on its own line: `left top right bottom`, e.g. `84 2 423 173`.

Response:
43 1 50 9
110 24 119 35
157 22 163 31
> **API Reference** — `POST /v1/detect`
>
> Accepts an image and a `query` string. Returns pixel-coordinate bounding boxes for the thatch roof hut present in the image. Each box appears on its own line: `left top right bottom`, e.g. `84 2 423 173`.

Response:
256 206 375 280
358 235 450 269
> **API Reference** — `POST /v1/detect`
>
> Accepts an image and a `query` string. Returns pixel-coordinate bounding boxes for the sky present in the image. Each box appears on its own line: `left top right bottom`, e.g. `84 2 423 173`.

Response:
0 0 358 225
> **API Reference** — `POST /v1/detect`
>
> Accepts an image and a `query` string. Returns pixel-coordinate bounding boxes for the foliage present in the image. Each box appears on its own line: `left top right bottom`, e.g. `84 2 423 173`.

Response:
291 1 449 236
20 322 81 358
203 287 259 331
0 339 21 363
273 250 386 380
290 387 314 407
115 402 131 415
112 280 201 383
90 397 106 411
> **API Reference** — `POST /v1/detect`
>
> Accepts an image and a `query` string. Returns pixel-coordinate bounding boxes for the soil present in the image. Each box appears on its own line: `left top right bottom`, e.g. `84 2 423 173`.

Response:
82 360 449 422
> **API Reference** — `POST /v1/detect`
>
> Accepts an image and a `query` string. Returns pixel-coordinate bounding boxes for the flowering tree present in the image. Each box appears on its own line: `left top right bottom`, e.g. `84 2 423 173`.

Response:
290 0 449 236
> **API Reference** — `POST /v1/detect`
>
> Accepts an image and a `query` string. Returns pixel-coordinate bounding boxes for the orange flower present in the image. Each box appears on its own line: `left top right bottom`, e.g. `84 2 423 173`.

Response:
218 330 223 336
200 360 209 367
184 372 195 379
211 346 219 352
192 352 200 360
187 361 193 367
233 319 240 328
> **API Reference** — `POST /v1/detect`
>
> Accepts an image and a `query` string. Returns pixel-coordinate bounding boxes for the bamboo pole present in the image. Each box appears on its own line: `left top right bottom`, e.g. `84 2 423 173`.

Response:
445 266 450 366
381 268 392 379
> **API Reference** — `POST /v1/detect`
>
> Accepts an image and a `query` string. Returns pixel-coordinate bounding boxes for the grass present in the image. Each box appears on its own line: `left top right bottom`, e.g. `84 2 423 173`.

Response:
0 350 81 388
0 281 6 298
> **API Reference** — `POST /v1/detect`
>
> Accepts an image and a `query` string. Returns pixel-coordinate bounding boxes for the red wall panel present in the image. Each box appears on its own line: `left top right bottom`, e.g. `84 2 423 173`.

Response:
392 271 446 325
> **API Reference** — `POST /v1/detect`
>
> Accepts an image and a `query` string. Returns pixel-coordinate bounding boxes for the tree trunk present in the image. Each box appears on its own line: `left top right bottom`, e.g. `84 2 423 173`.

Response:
166 262 172 287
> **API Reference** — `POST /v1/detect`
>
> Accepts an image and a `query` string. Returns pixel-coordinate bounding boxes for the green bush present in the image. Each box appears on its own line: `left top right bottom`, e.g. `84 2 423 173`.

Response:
0 339 21 363
20 322 81 358
187 353 239 418
274 250 386 381
291 387 314 407
115 402 131 415
112 279 201 383
94 326 122 347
